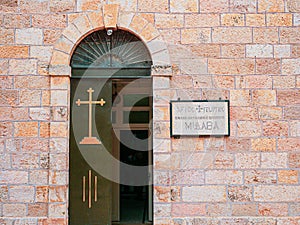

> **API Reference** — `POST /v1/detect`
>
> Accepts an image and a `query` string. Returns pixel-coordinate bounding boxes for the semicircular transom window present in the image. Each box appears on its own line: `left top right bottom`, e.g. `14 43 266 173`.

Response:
70 29 152 78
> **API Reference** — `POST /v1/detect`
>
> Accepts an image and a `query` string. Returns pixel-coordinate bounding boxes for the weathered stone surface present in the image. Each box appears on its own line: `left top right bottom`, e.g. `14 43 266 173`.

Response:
3 204 27 217
0 90 18 106
256 59 281 75
171 170 204 185
278 170 298 184
254 185 300 201
140 22 160 42
263 121 289 136
171 203 206 216
3 14 30 28
154 153 180 170
230 90 251 106
19 90 41 106
170 0 198 13
261 153 287 168
48 203 67 217
232 204 257 216
206 170 243 184
182 28 211 44
221 13 245 26
182 186 226 202
236 75 272 89
44 29 62 45
15 122 38 137
11 153 40 169
155 14 183 29
289 153 300 168
212 27 252 43
16 28 43 45
267 13 293 26
230 0 257 12
258 203 288 216
200 0 229 12
77 0 103 11
245 170 277 184
254 27 279 44
138 0 169 12
0 28 14 44
207 203 231 216
246 44 273 58
20 0 49 13
28 203 48 217
257 0 284 12
236 153 260 168
278 138 300 151
280 27 300 44
9 186 34 203
252 90 276 106
9 59 37 75
284 107 300 120
185 14 219 27
0 0 18 13
277 90 300 106
208 59 254 75
246 14 266 26
251 138 276 152
32 14 67 29
50 0 75 12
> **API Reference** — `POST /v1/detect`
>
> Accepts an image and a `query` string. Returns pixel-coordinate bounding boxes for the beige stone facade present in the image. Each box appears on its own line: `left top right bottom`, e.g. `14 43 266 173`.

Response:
0 0 300 224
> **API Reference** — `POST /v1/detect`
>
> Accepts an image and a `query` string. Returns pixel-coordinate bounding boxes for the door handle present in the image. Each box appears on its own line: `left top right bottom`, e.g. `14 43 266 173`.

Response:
82 170 98 208
95 176 98 202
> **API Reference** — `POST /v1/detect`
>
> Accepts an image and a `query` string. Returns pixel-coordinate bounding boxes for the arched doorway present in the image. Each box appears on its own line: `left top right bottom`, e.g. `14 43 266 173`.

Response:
69 29 153 225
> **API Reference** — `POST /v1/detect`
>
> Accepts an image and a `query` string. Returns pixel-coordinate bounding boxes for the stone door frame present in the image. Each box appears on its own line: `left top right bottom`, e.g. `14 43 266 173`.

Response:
48 4 172 223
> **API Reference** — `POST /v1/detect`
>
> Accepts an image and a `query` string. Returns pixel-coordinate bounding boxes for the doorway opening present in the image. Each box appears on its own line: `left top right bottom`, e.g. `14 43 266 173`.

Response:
69 28 153 225
111 79 153 225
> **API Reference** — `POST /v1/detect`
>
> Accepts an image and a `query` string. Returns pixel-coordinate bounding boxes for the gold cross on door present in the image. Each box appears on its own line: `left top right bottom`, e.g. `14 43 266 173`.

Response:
76 87 106 145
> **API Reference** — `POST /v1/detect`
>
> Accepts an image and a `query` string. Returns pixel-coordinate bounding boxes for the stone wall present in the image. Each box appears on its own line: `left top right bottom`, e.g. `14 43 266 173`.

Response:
0 0 299 224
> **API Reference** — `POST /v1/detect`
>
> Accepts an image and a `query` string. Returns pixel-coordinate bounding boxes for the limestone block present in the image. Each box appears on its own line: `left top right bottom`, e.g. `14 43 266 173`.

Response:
246 14 266 26
261 153 288 168
245 170 277 184
254 185 300 201
221 13 245 26
230 0 257 13
237 121 262 137
236 153 260 168
72 14 92 35
103 4 119 29
9 59 37 75
138 0 169 12
246 44 273 58
32 14 67 29
257 0 285 12
50 0 75 12
0 28 14 44
200 0 229 13
205 170 243 184
212 27 252 44
16 28 43 45
170 0 198 13
182 186 226 202
267 13 293 26
86 11 104 29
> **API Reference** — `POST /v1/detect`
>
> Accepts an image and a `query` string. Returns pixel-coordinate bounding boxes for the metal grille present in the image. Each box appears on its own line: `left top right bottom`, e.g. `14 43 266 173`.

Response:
70 29 152 70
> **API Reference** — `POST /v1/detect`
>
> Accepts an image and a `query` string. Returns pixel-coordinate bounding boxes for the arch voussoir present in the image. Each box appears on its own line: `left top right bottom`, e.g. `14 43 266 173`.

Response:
49 3 172 77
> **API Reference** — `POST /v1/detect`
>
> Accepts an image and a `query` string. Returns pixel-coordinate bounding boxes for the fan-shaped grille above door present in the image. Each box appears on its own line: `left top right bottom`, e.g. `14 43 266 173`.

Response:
70 29 152 78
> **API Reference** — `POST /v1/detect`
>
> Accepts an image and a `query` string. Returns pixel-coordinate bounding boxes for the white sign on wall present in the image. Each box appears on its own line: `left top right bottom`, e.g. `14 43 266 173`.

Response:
170 100 230 136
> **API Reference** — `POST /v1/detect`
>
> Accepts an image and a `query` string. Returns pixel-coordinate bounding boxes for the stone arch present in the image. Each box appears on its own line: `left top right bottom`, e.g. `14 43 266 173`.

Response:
48 7 172 222
49 4 172 76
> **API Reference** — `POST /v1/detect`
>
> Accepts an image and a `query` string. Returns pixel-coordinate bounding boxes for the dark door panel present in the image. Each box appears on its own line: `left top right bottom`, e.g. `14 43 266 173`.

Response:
69 78 112 225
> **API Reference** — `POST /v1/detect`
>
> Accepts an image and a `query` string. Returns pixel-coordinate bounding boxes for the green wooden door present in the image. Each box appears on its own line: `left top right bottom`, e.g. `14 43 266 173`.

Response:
69 78 112 225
